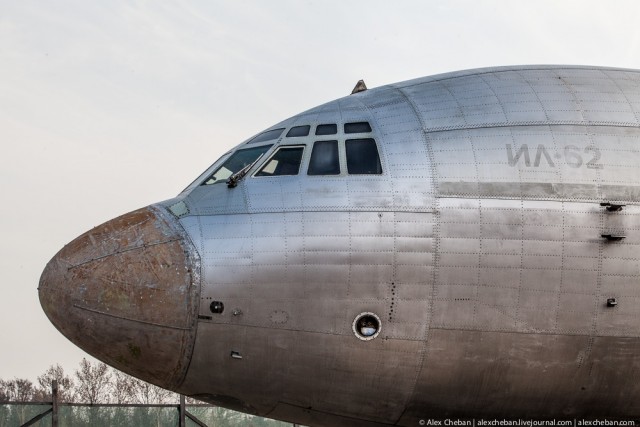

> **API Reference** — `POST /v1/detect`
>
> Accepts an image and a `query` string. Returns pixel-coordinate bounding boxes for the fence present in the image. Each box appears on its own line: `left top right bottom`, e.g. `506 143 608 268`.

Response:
0 381 299 427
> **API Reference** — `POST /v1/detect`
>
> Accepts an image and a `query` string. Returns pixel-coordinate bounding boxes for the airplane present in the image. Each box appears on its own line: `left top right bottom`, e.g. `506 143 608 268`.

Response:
39 65 640 426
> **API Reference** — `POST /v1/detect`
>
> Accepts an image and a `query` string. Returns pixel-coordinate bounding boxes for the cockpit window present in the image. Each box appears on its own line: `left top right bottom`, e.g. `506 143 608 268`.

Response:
255 146 305 177
345 122 372 133
308 140 340 175
346 139 382 174
246 128 285 144
315 124 337 135
203 145 273 185
286 125 310 137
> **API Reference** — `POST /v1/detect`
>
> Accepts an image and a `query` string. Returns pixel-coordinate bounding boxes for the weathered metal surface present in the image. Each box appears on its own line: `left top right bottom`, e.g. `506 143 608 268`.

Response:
399 331 640 423
174 66 640 424
42 65 640 426
39 206 200 390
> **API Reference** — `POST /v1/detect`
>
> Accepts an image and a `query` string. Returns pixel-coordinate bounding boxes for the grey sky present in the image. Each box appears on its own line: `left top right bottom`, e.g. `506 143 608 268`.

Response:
2 0 640 381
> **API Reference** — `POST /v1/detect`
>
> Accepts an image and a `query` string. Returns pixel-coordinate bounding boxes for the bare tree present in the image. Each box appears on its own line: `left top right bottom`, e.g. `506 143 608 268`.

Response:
2 378 35 401
0 378 37 425
0 379 8 401
127 376 178 405
74 358 112 404
35 364 74 402
110 369 137 404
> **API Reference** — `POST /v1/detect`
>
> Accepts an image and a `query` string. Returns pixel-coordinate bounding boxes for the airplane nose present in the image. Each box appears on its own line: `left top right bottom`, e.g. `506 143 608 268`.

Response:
39 206 199 390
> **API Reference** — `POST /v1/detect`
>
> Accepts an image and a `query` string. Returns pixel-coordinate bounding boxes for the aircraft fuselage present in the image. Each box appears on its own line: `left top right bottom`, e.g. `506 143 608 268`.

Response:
40 66 640 426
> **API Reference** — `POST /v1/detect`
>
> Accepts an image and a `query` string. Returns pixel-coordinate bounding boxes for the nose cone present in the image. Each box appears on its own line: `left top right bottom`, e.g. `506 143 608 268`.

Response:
39 206 199 390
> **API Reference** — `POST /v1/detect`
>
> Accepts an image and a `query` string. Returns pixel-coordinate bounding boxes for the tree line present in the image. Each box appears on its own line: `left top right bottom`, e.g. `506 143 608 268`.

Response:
0 360 294 426
0 358 182 404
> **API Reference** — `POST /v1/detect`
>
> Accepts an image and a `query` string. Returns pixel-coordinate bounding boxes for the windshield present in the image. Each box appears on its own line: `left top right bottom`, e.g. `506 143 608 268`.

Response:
202 145 273 185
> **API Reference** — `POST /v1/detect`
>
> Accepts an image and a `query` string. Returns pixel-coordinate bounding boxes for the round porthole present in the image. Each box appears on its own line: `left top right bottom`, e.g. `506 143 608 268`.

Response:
352 312 381 341
210 301 224 314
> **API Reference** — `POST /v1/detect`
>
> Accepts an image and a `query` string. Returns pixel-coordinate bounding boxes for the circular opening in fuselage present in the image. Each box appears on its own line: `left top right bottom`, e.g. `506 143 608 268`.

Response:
210 301 224 314
352 312 381 341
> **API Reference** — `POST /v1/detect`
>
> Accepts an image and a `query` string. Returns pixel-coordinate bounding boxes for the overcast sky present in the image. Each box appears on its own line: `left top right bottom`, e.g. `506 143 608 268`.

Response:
2 0 640 382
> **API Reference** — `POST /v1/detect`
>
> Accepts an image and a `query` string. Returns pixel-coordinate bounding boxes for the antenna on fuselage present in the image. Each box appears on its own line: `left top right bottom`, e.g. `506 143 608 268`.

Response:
351 80 367 94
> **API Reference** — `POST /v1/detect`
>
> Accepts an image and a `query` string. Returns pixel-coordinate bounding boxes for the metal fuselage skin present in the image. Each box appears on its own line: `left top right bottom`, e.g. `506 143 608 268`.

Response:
40 66 640 426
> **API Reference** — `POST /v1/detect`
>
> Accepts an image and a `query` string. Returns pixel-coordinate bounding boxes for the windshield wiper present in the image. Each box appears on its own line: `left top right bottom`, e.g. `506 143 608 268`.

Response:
226 153 266 188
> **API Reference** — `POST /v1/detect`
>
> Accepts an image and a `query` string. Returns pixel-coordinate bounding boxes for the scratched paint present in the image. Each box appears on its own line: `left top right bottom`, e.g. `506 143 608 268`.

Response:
39 206 200 390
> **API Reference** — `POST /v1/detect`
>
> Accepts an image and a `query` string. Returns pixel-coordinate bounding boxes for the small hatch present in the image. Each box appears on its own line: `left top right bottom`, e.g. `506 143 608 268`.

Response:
286 125 310 137
316 124 337 136
345 122 372 134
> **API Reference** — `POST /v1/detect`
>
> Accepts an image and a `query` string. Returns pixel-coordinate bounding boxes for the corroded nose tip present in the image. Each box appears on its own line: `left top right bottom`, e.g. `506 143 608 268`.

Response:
39 206 199 390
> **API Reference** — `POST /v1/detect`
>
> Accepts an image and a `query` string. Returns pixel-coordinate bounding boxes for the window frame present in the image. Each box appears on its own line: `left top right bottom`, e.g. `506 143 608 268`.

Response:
201 143 275 186
345 138 383 175
307 140 341 176
344 121 372 134
252 145 307 178
245 128 285 145
286 125 311 138
315 123 338 136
